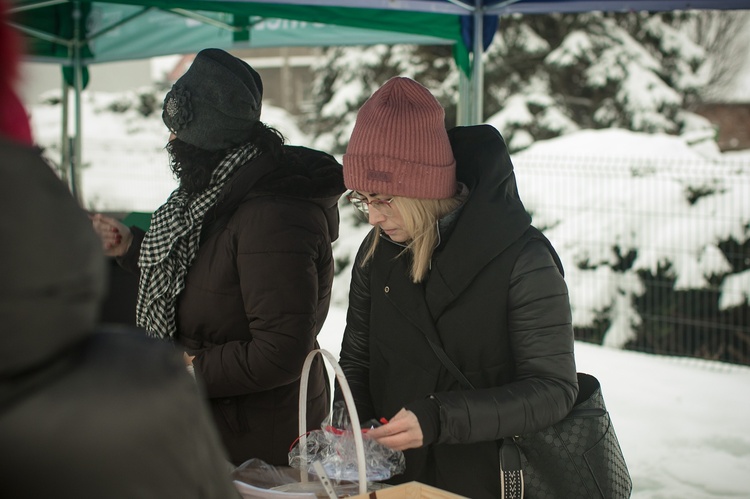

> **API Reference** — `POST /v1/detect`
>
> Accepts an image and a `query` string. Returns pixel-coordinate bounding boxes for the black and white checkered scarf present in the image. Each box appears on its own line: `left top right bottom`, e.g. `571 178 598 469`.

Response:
135 143 260 340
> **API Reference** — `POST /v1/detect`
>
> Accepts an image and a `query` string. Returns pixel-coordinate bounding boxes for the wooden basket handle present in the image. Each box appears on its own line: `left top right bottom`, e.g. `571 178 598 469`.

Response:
298 349 367 495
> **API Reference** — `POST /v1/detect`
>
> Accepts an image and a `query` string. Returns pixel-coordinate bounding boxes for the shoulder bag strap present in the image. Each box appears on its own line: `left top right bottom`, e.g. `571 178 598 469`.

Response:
423 336 474 391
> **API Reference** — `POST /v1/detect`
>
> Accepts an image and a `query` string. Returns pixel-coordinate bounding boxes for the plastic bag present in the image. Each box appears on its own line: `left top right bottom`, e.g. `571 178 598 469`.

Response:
231 458 304 489
232 458 391 497
289 401 406 482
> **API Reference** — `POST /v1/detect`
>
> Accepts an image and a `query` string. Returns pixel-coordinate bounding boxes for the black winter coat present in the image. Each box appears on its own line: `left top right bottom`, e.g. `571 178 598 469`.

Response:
0 138 238 499
121 145 345 466
336 126 578 498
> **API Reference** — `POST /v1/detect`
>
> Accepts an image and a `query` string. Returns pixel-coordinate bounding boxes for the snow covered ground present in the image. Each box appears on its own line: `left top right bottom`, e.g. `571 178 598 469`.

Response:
28 90 750 499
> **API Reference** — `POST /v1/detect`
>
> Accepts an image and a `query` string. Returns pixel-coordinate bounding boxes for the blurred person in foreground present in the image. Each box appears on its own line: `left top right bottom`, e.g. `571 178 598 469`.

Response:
90 48 345 466
336 77 579 498
0 7 240 497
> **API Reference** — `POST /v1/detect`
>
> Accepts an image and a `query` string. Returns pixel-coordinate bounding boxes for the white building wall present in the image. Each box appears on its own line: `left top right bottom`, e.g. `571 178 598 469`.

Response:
19 59 154 106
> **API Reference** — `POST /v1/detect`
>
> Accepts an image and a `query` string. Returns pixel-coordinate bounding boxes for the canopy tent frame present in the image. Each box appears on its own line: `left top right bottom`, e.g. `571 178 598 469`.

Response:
10 2 274 198
11 0 464 197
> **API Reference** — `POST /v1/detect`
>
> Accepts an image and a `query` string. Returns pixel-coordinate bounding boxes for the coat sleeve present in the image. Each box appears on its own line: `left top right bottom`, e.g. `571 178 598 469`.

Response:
432 238 579 444
193 198 331 397
335 230 378 422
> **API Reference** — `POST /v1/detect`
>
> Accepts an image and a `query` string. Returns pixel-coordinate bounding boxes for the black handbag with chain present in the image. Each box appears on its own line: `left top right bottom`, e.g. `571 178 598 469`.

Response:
424 336 632 499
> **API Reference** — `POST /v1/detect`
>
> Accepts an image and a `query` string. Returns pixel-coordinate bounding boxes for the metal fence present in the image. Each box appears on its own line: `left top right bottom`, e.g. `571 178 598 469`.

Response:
513 147 750 366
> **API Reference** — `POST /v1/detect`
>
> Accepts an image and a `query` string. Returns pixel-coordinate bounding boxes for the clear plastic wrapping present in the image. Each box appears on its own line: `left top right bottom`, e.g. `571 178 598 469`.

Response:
289 401 406 482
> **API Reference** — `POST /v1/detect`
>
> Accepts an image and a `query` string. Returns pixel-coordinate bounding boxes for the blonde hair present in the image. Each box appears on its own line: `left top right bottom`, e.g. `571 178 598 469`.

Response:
362 195 463 283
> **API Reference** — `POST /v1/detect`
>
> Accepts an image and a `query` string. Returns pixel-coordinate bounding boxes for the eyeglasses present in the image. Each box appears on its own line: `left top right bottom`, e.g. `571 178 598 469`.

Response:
346 192 395 217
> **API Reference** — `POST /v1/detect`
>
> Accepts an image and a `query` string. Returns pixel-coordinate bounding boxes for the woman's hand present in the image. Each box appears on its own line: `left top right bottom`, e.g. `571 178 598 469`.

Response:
365 408 423 451
89 213 132 257
183 351 195 366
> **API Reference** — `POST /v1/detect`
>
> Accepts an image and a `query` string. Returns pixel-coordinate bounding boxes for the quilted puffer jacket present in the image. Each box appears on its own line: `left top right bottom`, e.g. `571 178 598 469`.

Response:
336 125 578 499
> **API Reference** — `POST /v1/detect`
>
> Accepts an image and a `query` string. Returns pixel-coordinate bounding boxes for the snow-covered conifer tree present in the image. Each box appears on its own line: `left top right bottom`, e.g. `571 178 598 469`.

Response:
306 11 745 153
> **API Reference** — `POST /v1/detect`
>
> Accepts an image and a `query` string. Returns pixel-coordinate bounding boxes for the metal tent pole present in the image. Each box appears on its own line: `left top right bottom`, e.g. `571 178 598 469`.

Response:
471 2 485 124
70 1 83 202
60 73 71 186
457 69 471 126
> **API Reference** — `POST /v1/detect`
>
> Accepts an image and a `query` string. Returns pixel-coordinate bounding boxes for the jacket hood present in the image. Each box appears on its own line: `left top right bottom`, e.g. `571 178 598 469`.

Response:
214 145 345 241
0 138 106 379
425 125 531 296
447 124 531 245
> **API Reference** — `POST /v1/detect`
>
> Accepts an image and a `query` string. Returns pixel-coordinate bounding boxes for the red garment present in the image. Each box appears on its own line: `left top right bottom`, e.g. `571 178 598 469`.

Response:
1 0 34 146
0 87 34 146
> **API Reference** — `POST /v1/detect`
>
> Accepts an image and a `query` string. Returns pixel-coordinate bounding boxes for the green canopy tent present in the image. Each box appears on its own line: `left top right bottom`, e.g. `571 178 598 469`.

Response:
10 1 467 198
18 4 456 64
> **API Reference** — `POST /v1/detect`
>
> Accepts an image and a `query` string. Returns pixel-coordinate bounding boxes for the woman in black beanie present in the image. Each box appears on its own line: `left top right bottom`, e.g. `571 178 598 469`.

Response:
91 48 345 466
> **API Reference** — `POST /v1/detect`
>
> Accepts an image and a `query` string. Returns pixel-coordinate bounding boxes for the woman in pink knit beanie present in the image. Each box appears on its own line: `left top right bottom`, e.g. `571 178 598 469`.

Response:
335 77 581 498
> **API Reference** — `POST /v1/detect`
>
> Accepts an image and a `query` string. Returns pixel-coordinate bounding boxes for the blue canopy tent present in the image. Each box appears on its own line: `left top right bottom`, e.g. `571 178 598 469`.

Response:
8 0 749 196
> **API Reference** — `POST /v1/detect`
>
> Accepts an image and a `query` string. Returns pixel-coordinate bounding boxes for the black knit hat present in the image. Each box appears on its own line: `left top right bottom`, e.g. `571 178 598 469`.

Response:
162 48 263 151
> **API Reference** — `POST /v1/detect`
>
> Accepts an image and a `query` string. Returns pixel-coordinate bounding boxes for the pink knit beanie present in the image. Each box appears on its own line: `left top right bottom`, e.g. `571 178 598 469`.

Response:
343 77 456 199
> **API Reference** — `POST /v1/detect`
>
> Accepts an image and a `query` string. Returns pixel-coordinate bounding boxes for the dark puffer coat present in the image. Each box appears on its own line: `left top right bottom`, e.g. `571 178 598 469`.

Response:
0 138 239 499
336 125 578 498
123 145 345 466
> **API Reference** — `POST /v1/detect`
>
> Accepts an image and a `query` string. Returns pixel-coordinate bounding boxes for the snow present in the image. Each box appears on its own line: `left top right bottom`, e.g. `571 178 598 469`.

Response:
27 86 750 498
